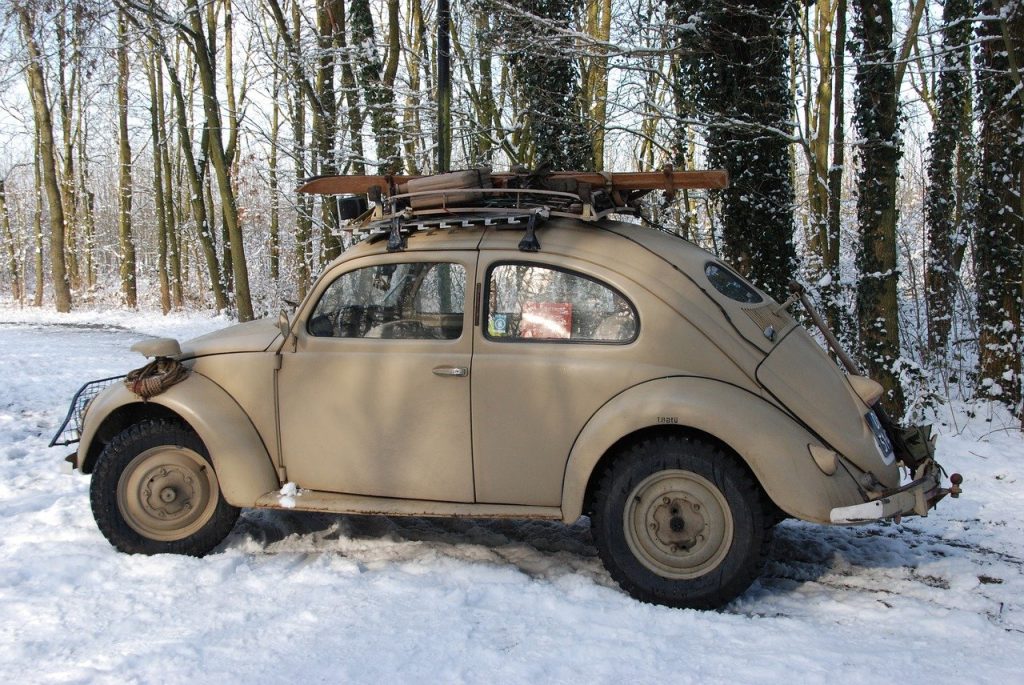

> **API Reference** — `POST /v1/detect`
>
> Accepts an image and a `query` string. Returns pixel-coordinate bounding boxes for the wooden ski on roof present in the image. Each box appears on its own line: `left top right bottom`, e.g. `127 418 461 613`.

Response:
296 168 729 196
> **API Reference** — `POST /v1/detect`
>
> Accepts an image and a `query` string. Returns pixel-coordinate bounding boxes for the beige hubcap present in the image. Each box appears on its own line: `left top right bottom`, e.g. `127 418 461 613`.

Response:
623 470 734 579
117 446 220 541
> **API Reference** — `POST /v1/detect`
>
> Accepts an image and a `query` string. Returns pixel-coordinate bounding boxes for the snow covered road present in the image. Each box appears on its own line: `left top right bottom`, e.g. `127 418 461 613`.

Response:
1 309 1022 684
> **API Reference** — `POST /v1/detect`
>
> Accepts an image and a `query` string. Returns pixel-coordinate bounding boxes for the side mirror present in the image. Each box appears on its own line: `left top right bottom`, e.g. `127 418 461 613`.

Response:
278 311 291 340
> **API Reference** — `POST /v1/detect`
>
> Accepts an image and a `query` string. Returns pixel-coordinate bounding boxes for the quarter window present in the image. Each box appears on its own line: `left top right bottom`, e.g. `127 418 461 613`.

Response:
486 264 638 343
309 262 466 339
704 261 763 304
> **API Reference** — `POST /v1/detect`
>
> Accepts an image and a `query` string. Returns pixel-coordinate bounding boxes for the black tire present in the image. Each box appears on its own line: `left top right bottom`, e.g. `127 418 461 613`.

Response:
90 419 240 556
591 435 772 609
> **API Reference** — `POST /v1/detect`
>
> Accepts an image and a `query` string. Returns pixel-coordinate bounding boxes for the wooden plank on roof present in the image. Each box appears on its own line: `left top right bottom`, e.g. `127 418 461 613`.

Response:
295 169 729 196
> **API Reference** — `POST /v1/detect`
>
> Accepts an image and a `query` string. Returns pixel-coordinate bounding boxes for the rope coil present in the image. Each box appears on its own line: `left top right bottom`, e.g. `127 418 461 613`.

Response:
124 358 189 400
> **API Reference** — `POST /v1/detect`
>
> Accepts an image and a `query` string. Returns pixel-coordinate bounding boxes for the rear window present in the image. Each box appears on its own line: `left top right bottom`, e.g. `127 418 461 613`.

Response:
704 262 762 304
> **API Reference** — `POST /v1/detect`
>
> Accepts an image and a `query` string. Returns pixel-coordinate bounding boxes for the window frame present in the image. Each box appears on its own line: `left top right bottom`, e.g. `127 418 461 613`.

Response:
703 260 763 305
305 260 469 341
482 260 640 345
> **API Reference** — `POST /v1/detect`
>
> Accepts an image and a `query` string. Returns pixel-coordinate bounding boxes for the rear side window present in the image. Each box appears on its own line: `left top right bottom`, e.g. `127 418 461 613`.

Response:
704 262 763 304
485 263 638 343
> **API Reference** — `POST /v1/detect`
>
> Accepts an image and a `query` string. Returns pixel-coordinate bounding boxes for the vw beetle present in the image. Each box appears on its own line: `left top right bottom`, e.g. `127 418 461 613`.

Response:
54 169 960 609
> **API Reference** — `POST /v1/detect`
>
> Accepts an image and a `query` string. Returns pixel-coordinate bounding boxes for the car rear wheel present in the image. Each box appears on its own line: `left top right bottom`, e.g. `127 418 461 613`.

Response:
90 419 239 556
591 435 772 609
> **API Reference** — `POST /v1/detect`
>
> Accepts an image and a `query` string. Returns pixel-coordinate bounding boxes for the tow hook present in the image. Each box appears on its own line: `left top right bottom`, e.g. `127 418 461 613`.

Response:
949 473 963 498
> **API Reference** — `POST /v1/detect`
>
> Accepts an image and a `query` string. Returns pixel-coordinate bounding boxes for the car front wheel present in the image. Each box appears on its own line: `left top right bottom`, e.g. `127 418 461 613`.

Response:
591 435 772 609
90 419 239 556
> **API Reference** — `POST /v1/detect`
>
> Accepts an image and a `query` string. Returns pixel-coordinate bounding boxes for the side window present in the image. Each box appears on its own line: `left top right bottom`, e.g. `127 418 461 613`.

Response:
486 263 638 343
704 262 762 304
309 262 466 340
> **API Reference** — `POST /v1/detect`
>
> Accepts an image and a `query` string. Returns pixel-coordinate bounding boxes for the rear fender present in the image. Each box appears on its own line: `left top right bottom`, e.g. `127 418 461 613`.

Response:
560 377 867 524
76 373 279 507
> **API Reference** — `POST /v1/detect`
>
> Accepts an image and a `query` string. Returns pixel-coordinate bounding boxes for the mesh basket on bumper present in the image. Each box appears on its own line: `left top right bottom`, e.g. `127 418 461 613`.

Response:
49 376 126 447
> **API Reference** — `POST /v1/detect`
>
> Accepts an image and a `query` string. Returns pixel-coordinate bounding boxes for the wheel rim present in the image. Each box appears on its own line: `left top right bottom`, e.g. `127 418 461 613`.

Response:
623 469 734 579
116 446 220 542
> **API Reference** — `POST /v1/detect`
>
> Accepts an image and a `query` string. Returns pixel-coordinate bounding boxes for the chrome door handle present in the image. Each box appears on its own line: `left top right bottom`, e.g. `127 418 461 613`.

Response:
432 366 469 377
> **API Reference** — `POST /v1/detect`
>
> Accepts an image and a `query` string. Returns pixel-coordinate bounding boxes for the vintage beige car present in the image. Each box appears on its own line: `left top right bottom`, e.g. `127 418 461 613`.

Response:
53 169 960 609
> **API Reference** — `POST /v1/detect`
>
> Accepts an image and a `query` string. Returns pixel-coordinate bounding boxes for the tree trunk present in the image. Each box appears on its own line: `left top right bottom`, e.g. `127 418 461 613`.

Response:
924 0 974 353
852 0 905 415
672 0 797 301
584 0 613 170
155 52 184 309
269 37 282 282
336 2 366 173
33 129 44 308
472 9 496 166
151 25 227 312
17 4 72 313
74 29 95 293
806 0 834 282
500 0 592 170
403 0 428 172
825 0 847 332
437 0 451 171
350 0 403 173
316 0 343 262
0 180 22 301
55 7 80 292
146 51 171 314
186 0 253 320
117 10 137 308
974 0 1023 409
289 0 312 296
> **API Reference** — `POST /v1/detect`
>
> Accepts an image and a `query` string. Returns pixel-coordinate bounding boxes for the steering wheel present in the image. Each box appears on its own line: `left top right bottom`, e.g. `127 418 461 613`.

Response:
367 319 425 339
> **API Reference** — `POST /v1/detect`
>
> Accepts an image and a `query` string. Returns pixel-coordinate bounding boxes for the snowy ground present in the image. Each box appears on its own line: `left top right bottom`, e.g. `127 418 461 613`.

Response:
0 305 1021 684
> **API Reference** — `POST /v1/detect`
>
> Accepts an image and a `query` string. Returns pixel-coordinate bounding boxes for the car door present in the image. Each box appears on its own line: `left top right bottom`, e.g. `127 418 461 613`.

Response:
471 255 643 506
277 255 476 502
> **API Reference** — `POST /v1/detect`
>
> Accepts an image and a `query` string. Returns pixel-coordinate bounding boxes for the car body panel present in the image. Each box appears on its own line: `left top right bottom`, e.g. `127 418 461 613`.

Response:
755 326 901 488
75 372 279 507
560 376 867 524
180 318 281 358
190 352 282 470
253 489 562 520
480 223 770 386
471 245 755 505
276 252 477 502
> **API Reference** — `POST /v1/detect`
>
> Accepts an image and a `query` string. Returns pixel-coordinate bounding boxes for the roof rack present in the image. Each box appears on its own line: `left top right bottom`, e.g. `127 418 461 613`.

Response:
296 166 728 252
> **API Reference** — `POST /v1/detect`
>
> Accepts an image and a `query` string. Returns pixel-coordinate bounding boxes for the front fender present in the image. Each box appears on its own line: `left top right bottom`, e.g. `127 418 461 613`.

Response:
560 377 868 524
76 372 280 507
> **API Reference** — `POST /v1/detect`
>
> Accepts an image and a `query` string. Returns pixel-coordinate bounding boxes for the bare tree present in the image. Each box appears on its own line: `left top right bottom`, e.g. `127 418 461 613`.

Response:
0 178 22 301
117 10 138 307
15 2 72 312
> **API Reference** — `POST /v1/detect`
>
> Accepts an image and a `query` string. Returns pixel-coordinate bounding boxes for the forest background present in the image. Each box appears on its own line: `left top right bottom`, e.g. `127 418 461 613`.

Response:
0 0 1021 423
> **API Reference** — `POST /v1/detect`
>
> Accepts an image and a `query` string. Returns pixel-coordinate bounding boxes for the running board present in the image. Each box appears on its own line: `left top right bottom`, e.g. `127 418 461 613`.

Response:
254 489 564 521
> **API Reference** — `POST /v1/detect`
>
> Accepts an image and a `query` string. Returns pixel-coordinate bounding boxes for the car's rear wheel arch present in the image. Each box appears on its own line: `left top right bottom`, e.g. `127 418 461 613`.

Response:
582 425 771 518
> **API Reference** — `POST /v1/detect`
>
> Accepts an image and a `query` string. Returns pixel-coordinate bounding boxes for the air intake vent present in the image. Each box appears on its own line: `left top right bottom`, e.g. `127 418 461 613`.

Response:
743 305 793 337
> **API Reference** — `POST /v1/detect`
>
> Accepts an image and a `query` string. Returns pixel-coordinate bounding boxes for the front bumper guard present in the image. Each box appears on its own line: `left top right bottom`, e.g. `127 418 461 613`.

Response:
830 460 962 524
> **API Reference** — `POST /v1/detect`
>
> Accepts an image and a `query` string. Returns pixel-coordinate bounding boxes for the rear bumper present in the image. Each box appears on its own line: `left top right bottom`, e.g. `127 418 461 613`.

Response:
830 460 959 523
